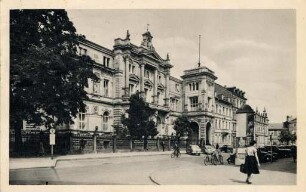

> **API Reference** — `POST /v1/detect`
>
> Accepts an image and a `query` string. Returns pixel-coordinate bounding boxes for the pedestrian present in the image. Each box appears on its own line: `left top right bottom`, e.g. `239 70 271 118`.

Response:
243 140 260 184
161 141 165 152
216 143 219 150
39 130 45 156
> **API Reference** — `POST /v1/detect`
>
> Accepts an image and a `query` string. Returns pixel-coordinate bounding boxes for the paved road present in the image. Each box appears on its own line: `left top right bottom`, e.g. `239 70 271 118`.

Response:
10 153 296 185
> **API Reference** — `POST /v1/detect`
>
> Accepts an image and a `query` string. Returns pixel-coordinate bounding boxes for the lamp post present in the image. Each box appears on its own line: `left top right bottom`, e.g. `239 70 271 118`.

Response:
270 133 273 163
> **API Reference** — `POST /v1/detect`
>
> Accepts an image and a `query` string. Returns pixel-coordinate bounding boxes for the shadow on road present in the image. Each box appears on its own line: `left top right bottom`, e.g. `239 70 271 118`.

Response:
229 179 246 184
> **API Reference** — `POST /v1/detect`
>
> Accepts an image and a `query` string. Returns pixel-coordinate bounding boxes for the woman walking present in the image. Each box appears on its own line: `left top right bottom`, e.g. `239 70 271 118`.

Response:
244 140 260 184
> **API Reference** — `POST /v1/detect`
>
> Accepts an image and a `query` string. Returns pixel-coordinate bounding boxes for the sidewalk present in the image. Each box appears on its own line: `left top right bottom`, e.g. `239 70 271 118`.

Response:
9 151 172 170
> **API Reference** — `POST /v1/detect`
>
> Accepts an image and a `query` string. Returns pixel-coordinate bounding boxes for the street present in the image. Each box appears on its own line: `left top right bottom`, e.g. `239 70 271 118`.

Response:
10 153 296 185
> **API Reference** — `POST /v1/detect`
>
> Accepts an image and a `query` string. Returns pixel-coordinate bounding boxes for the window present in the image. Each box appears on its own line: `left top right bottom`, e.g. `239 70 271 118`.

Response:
79 47 87 55
103 57 110 67
103 79 109 96
145 70 150 78
107 58 110 67
158 75 161 82
129 64 131 72
144 88 148 101
78 111 87 130
157 92 160 105
189 82 199 91
93 73 100 94
129 84 134 95
190 96 198 111
132 66 135 74
207 97 211 110
103 111 109 131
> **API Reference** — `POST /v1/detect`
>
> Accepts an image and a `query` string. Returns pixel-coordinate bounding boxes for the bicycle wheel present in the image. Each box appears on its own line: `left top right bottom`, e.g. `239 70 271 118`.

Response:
171 153 174 158
211 155 217 165
177 152 181 158
204 156 209 166
219 155 224 165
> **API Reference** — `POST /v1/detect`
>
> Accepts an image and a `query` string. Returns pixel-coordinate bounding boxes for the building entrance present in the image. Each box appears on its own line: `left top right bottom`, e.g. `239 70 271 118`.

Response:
190 122 199 145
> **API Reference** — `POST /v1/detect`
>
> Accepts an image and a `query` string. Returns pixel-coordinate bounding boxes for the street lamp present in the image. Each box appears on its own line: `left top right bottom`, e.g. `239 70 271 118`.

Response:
270 133 273 163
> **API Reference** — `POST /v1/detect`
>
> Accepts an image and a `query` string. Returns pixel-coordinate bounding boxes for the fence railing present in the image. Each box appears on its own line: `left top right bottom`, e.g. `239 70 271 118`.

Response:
9 130 187 157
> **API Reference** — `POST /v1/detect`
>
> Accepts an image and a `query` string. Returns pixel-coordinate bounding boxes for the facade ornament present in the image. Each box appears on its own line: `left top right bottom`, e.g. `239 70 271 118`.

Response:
126 30 130 40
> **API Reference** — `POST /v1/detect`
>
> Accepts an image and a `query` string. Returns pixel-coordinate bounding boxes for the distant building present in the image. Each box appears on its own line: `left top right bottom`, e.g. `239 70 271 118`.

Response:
268 123 286 145
285 116 297 134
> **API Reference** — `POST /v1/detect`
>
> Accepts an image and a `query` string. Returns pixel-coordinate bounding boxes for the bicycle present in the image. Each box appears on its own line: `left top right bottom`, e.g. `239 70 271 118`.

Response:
204 151 223 165
171 149 181 158
214 152 224 165
204 153 216 165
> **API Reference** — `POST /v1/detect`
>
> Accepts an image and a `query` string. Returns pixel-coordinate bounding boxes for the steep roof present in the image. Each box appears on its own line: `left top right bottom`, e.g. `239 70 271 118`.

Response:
236 104 255 114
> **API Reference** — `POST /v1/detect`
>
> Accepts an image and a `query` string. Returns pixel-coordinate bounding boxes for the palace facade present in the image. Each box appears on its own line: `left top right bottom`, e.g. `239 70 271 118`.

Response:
23 30 270 146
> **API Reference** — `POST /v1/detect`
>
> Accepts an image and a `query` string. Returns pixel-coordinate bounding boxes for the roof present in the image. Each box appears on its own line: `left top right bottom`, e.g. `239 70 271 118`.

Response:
236 104 255 114
215 84 233 105
78 38 113 55
268 123 286 130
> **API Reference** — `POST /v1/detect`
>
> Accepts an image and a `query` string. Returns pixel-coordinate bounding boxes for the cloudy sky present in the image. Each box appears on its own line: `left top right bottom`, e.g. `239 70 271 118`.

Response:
67 9 296 123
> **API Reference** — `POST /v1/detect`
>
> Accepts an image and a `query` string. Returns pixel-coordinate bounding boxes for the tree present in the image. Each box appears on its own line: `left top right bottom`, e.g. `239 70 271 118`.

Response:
278 129 293 145
10 10 97 152
121 92 158 140
173 115 191 141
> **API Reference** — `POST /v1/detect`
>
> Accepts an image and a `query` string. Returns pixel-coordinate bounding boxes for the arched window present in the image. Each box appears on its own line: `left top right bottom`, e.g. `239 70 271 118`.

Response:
103 111 109 131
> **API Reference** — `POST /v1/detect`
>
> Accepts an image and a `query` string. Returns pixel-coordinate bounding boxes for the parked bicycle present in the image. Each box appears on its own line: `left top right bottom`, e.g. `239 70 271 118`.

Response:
204 150 223 165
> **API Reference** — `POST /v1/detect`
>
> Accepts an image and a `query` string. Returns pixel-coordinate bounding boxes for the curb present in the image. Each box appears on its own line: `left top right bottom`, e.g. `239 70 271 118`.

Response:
149 175 160 185
10 152 172 170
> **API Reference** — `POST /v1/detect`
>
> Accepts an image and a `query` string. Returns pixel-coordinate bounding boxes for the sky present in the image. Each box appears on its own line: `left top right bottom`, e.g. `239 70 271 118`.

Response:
67 9 296 123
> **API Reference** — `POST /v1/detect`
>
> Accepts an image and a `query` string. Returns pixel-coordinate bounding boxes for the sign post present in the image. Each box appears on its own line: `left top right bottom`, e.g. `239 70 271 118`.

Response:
50 128 56 160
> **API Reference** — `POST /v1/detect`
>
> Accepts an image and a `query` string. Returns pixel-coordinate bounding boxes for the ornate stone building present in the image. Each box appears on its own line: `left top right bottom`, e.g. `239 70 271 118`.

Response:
23 30 270 147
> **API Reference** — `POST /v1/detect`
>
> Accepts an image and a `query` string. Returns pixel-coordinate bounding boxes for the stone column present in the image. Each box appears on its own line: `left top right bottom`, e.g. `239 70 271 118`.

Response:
124 56 130 97
153 69 158 104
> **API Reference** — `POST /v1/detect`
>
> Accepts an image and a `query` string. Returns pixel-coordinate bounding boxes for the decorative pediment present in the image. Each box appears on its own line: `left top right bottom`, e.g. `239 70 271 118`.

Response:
143 51 164 62
144 79 154 87
129 74 140 82
157 83 165 90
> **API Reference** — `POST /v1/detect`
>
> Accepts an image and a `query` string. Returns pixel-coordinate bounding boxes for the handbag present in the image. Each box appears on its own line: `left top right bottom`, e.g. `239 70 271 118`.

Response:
240 163 246 173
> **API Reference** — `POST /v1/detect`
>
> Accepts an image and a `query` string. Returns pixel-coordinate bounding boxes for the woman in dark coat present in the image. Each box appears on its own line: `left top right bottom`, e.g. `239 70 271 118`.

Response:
244 140 260 184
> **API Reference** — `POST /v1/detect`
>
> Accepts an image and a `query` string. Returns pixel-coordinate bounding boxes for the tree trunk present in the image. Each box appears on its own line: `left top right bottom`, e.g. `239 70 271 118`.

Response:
13 119 23 154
